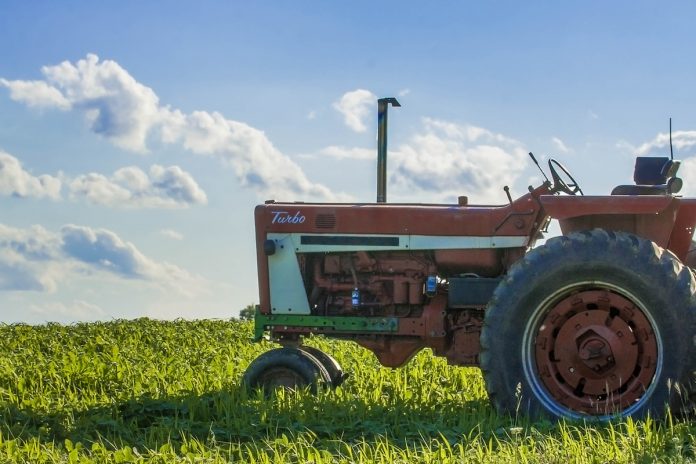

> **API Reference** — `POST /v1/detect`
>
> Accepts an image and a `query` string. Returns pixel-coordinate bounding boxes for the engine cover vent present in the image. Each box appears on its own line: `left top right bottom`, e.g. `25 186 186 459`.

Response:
315 214 336 229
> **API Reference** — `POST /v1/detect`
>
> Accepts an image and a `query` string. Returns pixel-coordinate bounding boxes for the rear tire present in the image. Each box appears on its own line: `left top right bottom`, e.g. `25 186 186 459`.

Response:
481 229 696 420
242 347 330 394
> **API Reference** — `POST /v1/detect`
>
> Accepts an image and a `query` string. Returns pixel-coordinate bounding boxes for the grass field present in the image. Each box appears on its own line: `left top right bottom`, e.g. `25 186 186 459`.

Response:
1 318 695 463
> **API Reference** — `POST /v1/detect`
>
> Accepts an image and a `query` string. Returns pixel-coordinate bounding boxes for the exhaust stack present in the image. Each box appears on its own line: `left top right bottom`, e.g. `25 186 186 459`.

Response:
377 97 401 203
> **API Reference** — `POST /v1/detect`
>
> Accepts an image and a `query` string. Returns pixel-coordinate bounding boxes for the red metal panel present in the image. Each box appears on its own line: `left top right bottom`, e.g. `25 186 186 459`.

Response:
539 195 674 219
668 199 696 261
254 205 271 314
540 195 696 262
260 189 547 238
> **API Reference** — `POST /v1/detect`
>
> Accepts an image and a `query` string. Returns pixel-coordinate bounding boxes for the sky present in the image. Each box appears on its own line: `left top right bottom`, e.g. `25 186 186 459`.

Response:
2 1 696 324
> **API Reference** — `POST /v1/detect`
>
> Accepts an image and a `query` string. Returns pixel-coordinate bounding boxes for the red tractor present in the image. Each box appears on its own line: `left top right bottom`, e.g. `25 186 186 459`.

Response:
243 98 696 420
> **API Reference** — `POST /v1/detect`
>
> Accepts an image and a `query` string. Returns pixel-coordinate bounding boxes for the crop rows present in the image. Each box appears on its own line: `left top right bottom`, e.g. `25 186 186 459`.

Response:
1 319 695 462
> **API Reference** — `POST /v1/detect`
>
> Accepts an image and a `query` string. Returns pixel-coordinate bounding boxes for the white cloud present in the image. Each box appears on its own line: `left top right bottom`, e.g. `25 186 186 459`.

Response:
60 225 197 290
551 137 570 154
333 89 376 133
637 129 696 196
0 224 62 261
0 151 62 199
0 78 71 110
0 224 63 292
678 158 696 196
398 89 411 97
1 54 340 201
632 129 696 196
160 229 184 240
636 130 696 157
389 118 528 203
69 164 207 208
0 223 203 296
0 150 206 208
310 117 528 203
307 110 317 120
40 54 161 153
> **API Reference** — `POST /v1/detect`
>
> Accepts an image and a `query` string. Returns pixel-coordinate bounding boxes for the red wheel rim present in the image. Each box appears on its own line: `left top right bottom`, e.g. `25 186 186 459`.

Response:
534 289 658 414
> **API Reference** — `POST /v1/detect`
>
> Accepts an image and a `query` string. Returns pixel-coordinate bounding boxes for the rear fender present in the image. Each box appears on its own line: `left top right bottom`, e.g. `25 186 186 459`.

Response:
539 195 696 262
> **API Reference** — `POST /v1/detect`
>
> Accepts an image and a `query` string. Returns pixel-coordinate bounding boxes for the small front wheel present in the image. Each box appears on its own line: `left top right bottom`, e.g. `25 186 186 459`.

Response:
299 346 348 388
242 347 330 394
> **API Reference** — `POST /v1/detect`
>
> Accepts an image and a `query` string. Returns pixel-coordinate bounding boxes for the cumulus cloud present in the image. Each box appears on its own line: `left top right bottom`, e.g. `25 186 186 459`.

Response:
0 78 71 110
69 164 207 208
333 89 376 133
0 224 62 261
678 158 696 196
636 130 696 157
633 129 696 196
388 118 528 203
1 54 339 201
161 110 341 199
0 224 63 291
0 151 62 199
0 149 205 208
60 225 198 290
319 118 528 203
0 223 202 295
40 54 160 152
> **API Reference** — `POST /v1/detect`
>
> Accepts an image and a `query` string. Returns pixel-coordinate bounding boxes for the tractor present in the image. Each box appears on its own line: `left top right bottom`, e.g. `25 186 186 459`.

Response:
243 98 696 420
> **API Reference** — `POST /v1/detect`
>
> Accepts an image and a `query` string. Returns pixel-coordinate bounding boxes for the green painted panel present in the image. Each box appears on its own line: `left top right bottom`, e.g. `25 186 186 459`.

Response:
253 309 399 341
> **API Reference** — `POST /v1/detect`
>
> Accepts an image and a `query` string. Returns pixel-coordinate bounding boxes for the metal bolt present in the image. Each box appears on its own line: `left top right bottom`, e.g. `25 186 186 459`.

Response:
569 367 575 373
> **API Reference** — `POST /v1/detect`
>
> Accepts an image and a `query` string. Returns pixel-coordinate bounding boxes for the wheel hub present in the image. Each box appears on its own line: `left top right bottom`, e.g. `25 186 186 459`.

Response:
577 330 614 372
534 289 658 414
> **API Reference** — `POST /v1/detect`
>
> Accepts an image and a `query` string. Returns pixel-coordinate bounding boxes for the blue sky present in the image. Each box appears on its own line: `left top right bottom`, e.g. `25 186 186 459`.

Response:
2 1 696 323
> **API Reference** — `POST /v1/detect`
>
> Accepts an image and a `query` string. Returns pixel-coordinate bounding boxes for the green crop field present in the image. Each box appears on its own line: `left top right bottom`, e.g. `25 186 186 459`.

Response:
1 319 695 463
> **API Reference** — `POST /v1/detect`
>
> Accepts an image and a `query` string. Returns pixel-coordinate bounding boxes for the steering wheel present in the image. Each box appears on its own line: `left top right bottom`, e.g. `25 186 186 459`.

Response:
548 159 583 195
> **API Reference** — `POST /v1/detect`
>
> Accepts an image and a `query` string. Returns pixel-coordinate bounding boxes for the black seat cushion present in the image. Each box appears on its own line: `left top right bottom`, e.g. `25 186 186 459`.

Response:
611 184 670 196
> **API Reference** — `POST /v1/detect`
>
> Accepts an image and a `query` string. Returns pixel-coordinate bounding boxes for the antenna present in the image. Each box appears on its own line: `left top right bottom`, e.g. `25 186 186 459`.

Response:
528 152 550 183
669 117 674 160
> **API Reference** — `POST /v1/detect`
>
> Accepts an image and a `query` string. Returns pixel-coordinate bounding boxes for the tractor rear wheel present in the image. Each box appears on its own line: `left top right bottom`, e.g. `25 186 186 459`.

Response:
481 229 696 420
242 347 330 394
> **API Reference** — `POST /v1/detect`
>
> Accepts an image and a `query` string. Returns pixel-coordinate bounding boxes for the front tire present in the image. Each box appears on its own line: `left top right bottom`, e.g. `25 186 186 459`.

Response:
299 346 348 388
242 347 330 394
481 229 696 420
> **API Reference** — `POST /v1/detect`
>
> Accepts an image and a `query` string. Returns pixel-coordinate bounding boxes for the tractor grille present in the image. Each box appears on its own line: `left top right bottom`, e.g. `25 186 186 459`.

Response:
315 214 336 229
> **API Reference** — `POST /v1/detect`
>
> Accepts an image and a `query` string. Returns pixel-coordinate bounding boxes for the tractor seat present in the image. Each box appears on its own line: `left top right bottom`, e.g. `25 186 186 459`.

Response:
611 157 682 195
